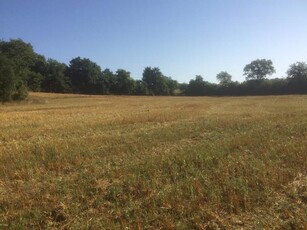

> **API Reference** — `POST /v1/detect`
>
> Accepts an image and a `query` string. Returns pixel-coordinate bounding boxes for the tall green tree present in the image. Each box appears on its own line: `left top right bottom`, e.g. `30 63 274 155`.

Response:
287 62 307 81
156 76 170 95
26 72 44 92
142 67 160 94
0 55 16 102
165 77 179 95
41 59 71 93
0 39 37 72
134 80 149 95
26 54 47 91
95 68 115 95
186 75 206 96
142 67 170 95
216 71 232 85
113 69 136 95
243 59 275 80
0 39 33 101
67 57 102 94
286 62 307 94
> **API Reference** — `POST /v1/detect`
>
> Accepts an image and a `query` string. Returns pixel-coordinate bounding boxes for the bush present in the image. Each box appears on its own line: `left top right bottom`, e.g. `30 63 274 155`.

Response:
13 82 28 101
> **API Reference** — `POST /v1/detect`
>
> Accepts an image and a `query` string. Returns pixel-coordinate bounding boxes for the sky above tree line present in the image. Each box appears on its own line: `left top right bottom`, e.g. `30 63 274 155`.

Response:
1 0 307 83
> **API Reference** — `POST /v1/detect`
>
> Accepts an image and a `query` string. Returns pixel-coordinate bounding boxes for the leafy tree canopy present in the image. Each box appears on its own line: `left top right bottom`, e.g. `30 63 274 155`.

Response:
0 40 34 101
113 69 135 95
67 57 102 94
216 71 232 85
142 67 174 95
95 68 115 95
186 75 206 96
0 54 16 102
41 59 71 93
142 67 162 95
134 80 149 95
244 59 275 80
0 39 37 73
287 62 307 80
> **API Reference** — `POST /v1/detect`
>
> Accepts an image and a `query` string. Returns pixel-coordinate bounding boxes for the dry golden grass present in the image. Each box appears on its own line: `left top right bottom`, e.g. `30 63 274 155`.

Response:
0 93 306 229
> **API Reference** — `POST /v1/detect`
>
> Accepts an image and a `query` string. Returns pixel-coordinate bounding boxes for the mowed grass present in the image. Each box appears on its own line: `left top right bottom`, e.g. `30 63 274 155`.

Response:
0 93 306 229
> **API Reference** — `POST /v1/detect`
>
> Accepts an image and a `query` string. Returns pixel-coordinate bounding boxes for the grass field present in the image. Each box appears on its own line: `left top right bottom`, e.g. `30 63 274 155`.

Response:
0 93 306 229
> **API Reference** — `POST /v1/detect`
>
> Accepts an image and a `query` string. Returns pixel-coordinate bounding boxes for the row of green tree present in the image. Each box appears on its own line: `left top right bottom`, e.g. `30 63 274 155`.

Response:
186 59 307 96
0 39 180 101
1 39 307 101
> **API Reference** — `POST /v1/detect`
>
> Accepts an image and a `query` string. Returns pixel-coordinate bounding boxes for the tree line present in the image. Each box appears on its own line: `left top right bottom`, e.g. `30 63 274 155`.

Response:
1 39 307 102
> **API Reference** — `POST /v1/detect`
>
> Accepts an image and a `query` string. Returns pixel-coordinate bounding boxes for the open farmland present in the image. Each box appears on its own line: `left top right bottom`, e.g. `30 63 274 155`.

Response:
0 93 306 229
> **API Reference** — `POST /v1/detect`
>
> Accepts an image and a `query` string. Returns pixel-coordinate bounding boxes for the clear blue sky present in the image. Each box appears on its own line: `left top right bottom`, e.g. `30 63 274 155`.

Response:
1 0 307 83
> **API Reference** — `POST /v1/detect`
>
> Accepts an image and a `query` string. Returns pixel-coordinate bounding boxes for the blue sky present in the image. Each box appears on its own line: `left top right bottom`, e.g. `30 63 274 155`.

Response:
1 0 307 83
